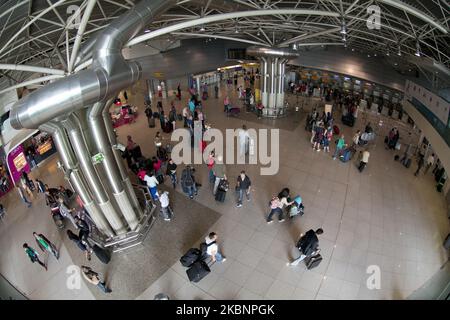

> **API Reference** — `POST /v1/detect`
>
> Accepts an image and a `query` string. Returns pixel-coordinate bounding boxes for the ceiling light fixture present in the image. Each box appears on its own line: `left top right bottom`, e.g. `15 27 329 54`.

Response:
340 19 347 34
397 46 402 56
199 25 205 32
415 41 421 57
144 29 150 33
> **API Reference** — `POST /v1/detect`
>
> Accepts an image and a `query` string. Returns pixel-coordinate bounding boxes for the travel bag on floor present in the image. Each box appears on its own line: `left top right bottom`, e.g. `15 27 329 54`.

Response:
148 117 155 128
92 245 112 264
215 189 226 202
186 260 211 282
180 248 201 267
304 254 322 270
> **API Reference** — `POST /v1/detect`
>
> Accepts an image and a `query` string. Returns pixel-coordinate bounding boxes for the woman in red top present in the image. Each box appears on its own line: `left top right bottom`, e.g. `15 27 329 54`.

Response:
207 150 215 183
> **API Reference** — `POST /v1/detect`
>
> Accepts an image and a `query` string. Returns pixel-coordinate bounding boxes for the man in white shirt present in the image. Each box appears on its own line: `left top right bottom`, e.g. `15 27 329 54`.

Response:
238 125 249 157
358 150 370 172
425 153 435 174
144 173 159 200
159 191 172 221
204 232 226 263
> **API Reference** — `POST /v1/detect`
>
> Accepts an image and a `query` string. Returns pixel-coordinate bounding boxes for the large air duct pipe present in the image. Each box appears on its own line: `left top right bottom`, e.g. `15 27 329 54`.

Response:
39 122 114 237
10 0 172 131
102 103 142 217
246 47 299 118
88 100 140 229
63 114 127 235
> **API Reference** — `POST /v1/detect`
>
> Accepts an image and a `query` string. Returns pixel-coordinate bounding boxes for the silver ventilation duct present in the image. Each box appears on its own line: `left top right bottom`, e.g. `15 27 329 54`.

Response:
246 46 300 58
39 122 115 237
63 114 127 234
9 0 173 131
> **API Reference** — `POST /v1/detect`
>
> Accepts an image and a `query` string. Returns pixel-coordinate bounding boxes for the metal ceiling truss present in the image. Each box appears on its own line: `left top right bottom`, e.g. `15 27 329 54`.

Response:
0 0 448 93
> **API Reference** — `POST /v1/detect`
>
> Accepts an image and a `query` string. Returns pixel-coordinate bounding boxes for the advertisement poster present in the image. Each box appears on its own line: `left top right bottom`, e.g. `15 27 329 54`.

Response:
7 144 30 183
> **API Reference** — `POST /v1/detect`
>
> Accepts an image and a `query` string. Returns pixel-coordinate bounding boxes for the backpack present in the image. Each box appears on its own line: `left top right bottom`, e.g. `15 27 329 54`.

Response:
182 168 194 186
199 241 216 259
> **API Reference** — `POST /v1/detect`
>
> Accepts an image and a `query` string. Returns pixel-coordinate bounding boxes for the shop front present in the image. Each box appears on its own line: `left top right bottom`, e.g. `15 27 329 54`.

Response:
6 131 57 184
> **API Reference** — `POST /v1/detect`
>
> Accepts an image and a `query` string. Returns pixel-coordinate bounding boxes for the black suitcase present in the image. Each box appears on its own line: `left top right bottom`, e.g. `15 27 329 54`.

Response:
304 254 322 270
444 234 450 250
215 189 226 202
186 260 211 282
180 248 201 267
148 117 155 128
92 245 111 264
405 158 412 168
394 155 400 161
177 114 183 121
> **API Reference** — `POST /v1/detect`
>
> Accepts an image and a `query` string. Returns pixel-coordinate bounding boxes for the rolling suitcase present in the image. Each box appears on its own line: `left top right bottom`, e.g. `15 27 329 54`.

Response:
92 245 112 264
340 149 353 163
215 189 226 202
148 117 155 128
304 254 322 270
186 260 211 283
180 248 201 267
333 125 340 135
404 158 412 168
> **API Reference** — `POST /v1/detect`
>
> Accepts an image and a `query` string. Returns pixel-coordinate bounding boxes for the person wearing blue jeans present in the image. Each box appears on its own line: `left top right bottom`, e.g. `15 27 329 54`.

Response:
81 266 112 293
166 159 177 189
144 173 159 201
236 171 251 208
17 186 32 208
333 134 346 160
205 232 226 263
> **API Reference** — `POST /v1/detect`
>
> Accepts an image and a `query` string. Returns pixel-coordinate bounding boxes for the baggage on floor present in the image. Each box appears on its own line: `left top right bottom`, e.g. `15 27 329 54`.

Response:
341 114 355 127
163 122 172 133
333 125 340 135
186 260 211 282
218 179 229 192
404 158 412 168
340 148 353 163
395 142 401 150
180 248 201 267
148 117 155 128
215 189 226 202
92 245 112 264
304 254 322 270
177 114 183 121
384 136 388 144
394 155 400 161
156 173 164 184
443 233 450 250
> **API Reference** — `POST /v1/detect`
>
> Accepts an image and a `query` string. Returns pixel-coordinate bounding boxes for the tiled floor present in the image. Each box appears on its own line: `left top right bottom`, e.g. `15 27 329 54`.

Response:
1 80 448 300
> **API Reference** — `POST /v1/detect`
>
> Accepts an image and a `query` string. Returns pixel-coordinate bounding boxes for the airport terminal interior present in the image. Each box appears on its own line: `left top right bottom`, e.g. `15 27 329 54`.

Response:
0 0 449 300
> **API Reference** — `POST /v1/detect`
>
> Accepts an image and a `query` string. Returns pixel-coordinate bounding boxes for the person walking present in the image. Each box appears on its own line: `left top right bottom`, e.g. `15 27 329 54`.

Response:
223 96 230 113
181 166 197 199
214 84 219 98
424 153 435 174
358 149 370 172
143 172 159 201
236 171 251 208
35 179 46 194
177 83 181 100
207 150 216 184
323 127 332 153
414 155 425 176
288 228 323 266
23 243 47 270
57 197 78 228
213 155 227 196
202 232 226 263
81 266 112 293
238 125 249 157
182 105 189 128
352 130 361 147
166 158 177 189
333 134 347 160
33 232 59 260
159 191 173 221
17 185 32 208
312 122 324 151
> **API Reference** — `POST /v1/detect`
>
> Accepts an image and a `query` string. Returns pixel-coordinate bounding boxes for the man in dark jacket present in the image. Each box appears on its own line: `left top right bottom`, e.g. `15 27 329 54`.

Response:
288 228 323 266
181 166 197 199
